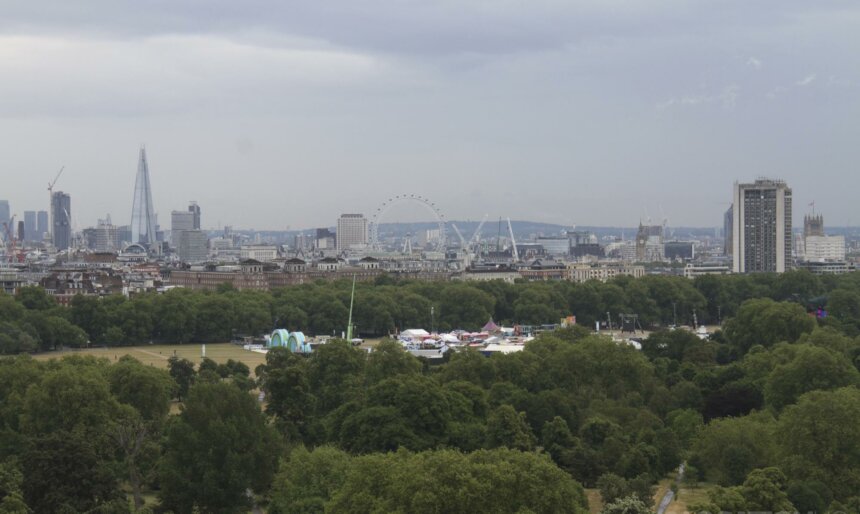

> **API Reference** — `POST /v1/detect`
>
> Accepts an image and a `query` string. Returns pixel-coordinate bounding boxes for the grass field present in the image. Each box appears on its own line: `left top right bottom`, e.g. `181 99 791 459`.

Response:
31 339 385 376
31 343 270 375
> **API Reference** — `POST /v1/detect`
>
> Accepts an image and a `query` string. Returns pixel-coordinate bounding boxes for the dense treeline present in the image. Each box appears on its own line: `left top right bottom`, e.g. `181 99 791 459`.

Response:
3 269 860 352
2 271 860 511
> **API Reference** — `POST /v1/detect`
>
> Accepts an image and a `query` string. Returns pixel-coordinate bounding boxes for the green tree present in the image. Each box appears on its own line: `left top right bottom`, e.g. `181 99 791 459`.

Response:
600 495 652 514
108 356 174 421
778 387 860 501
308 340 365 414
158 382 281 513
326 448 589 514
259 349 317 444
167 356 196 401
486 404 536 451
364 339 421 384
723 298 816 354
269 446 351 513
153 290 196 343
14 286 55 311
437 284 495 331
22 431 124 513
764 345 860 410
739 467 795 512
691 413 777 486
194 295 236 342
0 460 28 513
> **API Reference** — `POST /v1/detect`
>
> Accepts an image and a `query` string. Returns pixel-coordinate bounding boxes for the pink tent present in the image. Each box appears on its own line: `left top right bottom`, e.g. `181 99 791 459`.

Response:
482 319 499 332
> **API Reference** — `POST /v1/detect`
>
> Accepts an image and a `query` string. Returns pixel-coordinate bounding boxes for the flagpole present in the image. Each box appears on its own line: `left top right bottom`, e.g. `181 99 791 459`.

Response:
346 274 356 341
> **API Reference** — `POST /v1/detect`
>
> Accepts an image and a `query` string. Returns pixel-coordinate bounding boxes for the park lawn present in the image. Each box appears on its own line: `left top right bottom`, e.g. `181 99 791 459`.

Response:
31 343 269 375
31 339 385 376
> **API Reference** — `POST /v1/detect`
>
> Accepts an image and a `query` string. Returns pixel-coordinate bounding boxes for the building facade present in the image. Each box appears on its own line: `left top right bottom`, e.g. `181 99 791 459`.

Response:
37 211 48 242
723 206 733 257
336 214 368 251
732 179 792 273
51 191 72 250
171 210 195 248
23 211 36 242
804 235 846 261
240 245 278 262
0 200 9 229
177 229 208 263
567 263 646 283
130 147 157 246
188 201 201 229
93 218 120 252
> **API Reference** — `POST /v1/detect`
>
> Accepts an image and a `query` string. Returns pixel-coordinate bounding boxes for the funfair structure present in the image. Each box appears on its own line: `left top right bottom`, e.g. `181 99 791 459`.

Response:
268 329 311 353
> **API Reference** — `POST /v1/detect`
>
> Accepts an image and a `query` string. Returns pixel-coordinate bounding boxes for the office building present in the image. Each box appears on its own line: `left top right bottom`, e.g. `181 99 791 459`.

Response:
24 211 36 243
336 214 368 251
315 228 335 250
0 200 9 229
240 245 278 262
188 201 201 230
130 147 157 245
569 231 603 258
536 237 570 256
177 230 208 263
171 210 195 248
805 235 846 261
664 241 695 261
51 191 72 250
732 179 792 273
723 206 733 257
37 211 48 242
93 217 119 253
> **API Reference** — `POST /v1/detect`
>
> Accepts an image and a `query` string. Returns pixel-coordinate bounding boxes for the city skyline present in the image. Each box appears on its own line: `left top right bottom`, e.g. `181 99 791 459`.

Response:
1 2 858 229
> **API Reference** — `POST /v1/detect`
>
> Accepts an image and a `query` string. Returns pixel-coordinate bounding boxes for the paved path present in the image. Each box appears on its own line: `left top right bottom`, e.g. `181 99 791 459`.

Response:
656 463 685 514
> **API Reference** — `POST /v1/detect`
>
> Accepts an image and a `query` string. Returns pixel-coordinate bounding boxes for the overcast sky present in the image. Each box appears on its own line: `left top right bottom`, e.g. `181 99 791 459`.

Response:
1 1 858 230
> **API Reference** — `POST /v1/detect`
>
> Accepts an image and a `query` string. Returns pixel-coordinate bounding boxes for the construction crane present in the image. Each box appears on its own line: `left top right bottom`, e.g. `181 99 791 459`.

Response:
451 224 467 248
507 218 519 262
468 214 488 259
47 165 65 243
2 215 20 263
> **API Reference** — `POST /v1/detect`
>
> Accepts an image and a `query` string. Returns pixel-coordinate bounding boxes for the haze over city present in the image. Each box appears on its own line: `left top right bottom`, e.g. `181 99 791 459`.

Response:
1 1 858 229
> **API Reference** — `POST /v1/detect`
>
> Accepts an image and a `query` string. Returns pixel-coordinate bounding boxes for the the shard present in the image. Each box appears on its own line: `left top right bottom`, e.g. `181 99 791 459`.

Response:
130 147 157 245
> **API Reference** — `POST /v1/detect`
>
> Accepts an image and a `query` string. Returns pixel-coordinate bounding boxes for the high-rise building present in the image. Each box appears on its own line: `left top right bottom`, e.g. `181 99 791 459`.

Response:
51 191 72 250
93 216 119 252
315 228 335 250
723 206 733 257
171 210 195 248
130 147 157 246
336 214 368 251
24 211 36 243
177 230 208 263
37 211 48 242
188 202 201 230
0 201 9 230
732 179 792 273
